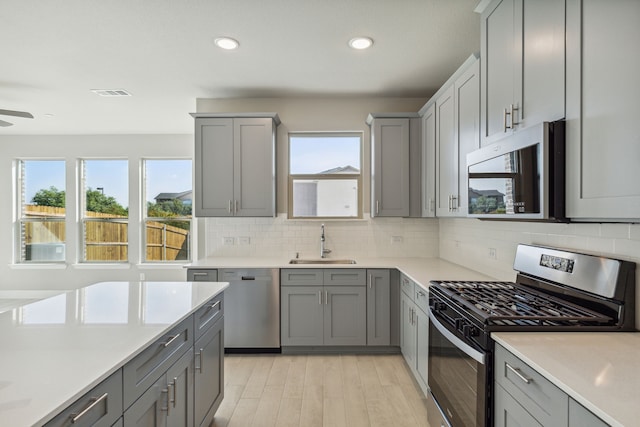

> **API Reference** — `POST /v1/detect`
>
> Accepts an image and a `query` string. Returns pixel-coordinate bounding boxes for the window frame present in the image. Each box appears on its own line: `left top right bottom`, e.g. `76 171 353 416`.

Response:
288 132 363 220
79 158 129 263
15 159 67 264
141 158 193 264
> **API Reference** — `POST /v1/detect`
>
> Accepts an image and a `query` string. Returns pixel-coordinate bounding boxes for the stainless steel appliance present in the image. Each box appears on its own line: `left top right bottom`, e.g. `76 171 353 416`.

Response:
219 268 280 351
427 244 636 427
466 121 566 221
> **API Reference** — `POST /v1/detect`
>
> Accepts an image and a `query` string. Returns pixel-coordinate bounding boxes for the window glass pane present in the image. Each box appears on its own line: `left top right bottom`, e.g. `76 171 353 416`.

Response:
290 135 361 174
144 159 192 262
20 160 66 262
292 179 359 217
83 160 128 262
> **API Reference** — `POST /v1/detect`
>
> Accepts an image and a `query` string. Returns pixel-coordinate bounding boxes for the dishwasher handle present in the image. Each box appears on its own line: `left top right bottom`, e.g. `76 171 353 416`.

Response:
241 276 255 280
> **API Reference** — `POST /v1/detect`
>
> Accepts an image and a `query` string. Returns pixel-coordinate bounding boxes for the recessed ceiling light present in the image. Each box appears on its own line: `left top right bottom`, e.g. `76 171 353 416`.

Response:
214 37 240 50
91 89 132 97
348 37 374 50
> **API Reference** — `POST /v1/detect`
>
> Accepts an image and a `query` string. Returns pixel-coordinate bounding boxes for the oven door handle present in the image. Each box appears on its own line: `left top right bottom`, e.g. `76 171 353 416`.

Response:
429 310 486 365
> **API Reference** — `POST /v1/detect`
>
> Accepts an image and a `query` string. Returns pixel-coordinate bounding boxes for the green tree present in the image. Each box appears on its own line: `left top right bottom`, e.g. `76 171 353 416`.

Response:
31 186 65 207
147 200 191 230
85 188 128 216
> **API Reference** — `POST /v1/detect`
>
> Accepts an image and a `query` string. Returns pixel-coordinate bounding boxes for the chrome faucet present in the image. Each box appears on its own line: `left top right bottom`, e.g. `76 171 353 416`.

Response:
320 223 331 258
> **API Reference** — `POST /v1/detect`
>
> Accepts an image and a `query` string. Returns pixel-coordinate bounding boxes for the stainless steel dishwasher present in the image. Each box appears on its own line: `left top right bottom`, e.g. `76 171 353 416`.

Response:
219 268 280 351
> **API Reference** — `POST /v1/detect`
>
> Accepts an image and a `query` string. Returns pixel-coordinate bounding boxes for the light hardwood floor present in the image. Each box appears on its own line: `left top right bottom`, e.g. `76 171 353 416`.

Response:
212 354 431 427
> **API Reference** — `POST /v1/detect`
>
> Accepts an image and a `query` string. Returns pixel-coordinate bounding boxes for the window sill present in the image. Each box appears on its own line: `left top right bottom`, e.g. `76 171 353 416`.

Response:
71 263 131 270
9 263 68 270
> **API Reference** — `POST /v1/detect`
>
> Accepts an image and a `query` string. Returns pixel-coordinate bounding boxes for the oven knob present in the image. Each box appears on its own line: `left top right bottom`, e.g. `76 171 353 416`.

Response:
463 324 479 337
433 302 447 311
455 318 465 330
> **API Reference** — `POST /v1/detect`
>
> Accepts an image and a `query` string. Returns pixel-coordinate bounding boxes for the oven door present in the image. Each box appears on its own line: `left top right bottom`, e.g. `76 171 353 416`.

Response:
428 309 490 427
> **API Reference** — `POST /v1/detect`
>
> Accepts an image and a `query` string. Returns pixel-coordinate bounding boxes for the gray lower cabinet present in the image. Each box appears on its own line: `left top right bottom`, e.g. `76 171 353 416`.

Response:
44 369 123 427
194 315 224 427
415 307 429 389
399 274 429 395
400 291 416 368
495 344 609 427
366 269 391 346
281 269 367 346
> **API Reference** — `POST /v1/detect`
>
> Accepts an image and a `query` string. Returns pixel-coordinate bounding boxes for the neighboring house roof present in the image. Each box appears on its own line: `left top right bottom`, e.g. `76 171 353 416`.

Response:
319 165 360 174
469 188 505 198
155 190 192 202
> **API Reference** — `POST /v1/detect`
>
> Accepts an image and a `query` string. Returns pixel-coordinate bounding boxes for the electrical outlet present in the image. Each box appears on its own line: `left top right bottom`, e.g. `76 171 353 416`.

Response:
391 236 404 244
455 240 460 248
223 237 235 245
488 248 497 260
238 236 250 245
139 273 145 281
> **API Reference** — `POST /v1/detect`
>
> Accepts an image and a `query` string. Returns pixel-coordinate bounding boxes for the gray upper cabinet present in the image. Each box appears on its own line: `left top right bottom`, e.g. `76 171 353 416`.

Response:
421 104 436 217
480 0 565 146
368 114 421 217
193 114 279 217
565 0 640 221
434 56 480 217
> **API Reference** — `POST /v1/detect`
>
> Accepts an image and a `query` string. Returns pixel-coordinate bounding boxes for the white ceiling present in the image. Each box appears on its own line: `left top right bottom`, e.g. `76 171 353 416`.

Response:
1 0 481 135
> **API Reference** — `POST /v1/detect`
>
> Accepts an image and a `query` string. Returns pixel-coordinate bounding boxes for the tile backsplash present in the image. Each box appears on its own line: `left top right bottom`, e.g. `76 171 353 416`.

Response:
203 214 439 259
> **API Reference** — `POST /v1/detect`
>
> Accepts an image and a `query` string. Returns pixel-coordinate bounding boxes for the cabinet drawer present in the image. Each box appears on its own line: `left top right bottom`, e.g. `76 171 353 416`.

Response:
194 293 224 340
400 274 415 300
323 269 366 286
45 369 123 427
494 344 568 425
281 269 323 286
123 316 193 408
414 285 429 314
188 269 218 282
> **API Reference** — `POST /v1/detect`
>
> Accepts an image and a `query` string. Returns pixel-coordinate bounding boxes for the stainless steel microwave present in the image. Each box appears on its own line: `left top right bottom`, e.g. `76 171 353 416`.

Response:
466 121 567 221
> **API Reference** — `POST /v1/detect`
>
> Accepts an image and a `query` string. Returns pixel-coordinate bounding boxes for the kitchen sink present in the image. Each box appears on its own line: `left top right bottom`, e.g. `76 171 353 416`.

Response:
289 259 357 265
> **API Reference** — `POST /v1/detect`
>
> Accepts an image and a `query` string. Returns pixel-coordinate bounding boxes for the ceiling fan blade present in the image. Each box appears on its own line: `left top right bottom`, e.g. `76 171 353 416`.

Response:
0 119 14 127
0 109 34 119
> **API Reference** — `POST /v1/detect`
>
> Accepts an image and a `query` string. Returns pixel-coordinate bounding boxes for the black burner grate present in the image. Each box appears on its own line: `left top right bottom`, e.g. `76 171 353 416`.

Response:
433 281 613 327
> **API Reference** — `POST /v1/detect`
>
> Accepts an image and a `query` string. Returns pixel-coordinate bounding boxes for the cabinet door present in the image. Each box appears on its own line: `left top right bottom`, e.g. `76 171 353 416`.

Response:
421 104 436 217
281 285 324 346
366 270 391 346
435 84 457 217
400 293 416 368
123 376 167 427
494 383 543 427
194 315 224 427
187 269 217 282
165 349 194 427
566 0 640 220
194 118 234 217
323 285 367 345
371 118 410 217
454 58 480 216
481 0 519 143
234 118 275 217
415 308 429 390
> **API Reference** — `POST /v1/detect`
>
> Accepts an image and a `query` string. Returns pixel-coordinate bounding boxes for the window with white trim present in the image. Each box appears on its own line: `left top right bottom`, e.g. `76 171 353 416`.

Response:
16 160 66 263
80 159 129 262
143 159 192 262
288 133 362 219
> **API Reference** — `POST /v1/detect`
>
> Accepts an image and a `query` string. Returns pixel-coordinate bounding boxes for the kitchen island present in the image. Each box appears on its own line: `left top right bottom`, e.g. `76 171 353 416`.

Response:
0 280 228 427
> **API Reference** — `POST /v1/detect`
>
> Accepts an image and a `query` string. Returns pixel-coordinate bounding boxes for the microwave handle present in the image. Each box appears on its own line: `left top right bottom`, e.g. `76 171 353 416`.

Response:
428 310 486 365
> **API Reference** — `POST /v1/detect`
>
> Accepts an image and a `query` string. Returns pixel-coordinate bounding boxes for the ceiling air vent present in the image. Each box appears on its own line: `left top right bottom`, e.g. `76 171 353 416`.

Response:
91 89 132 97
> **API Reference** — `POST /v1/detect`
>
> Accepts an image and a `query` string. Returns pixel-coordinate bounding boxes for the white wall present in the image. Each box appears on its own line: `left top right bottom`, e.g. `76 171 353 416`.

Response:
0 134 193 291
439 218 640 329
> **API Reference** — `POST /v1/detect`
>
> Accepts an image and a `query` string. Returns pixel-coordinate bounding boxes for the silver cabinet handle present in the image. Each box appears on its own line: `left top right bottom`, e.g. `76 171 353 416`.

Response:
451 195 457 211
319 290 322 305
170 377 177 408
376 200 380 215
504 107 509 132
429 198 435 213
161 387 170 414
506 362 532 384
163 333 181 348
192 272 208 276
369 274 372 289
195 348 204 372
70 392 108 424
228 200 232 213
208 300 221 311
234 200 239 214
510 104 519 127
325 290 328 305
416 290 425 299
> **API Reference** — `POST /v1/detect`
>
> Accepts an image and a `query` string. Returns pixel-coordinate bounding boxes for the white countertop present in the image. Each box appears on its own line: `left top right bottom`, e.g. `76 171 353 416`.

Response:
493 332 640 427
187 256 496 289
0 280 228 427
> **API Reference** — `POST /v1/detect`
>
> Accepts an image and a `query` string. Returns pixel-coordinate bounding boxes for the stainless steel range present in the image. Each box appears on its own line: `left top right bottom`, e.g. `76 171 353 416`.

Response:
426 244 636 427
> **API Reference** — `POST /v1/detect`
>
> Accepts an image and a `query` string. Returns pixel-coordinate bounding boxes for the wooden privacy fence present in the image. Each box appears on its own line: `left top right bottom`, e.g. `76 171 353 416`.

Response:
24 205 189 261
